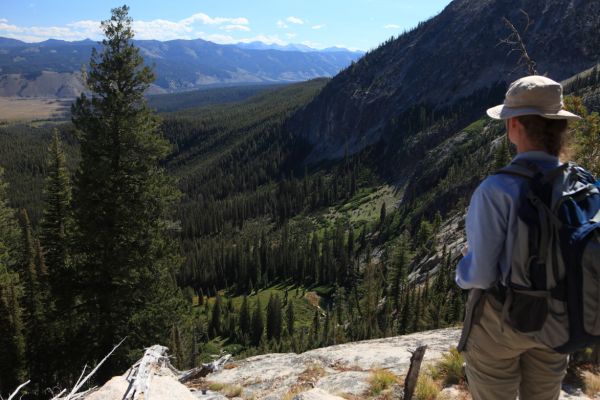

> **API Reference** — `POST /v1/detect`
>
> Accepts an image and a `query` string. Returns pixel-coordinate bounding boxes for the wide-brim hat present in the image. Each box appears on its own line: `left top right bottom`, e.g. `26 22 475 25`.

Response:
486 75 581 120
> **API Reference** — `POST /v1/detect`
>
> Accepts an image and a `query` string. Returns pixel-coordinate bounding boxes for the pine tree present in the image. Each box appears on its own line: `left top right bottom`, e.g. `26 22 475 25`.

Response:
266 294 282 342
170 325 184 369
310 308 320 347
210 293 223 337
379 202 387 226
239 295 251 342
40 130 75 382
18 209 49 390
286 301 295 337
0 169 26 395
70 6 186 377
251 297 264 346
41 130 72 310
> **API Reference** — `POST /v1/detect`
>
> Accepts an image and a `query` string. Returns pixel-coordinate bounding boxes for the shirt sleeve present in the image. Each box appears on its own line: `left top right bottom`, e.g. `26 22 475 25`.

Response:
455 178 509 289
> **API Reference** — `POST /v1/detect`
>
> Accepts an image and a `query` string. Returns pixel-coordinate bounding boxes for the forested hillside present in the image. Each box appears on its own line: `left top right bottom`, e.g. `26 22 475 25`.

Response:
0 0 599 398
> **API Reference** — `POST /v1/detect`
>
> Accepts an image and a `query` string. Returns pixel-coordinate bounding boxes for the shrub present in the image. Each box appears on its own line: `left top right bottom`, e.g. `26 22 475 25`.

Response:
415 374 441 400
430 347 465 385
222 384 243 398
368 368 398 395
207 382 224 391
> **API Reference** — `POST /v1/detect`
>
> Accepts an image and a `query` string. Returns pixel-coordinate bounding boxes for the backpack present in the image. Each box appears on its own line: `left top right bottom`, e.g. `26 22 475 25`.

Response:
493 159 600 353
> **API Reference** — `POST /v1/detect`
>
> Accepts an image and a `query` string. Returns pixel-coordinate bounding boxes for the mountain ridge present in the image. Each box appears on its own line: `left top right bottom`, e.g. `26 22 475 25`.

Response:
289 0 600 165
0 37 362 97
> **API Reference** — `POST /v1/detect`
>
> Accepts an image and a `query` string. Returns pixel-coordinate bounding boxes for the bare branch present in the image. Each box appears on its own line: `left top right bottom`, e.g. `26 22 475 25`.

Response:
7 381 30 400
52 337 126 400
498 10 538 76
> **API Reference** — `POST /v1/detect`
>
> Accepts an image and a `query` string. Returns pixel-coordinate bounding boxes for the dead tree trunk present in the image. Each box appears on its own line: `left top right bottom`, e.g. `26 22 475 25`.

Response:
403 345 427 400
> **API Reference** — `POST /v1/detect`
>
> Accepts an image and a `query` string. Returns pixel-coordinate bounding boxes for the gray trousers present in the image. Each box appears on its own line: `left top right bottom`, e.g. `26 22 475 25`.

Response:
463 296 568 400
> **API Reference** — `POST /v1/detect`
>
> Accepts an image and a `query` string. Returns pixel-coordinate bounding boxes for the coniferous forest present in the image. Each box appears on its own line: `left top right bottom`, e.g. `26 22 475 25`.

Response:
0 4 599 399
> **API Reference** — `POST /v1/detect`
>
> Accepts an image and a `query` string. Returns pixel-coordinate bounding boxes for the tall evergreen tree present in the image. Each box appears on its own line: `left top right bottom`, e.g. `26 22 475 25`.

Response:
210 293 223 337
266 294 282 342
0 169 26 396
41 130 72 308
18 209 49 390
286 301 295 337
239 295 251 342
251 297 264 346
70 6 186 377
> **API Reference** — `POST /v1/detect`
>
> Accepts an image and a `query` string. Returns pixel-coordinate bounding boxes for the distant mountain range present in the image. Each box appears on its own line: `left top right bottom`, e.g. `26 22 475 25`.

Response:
0 37 364 97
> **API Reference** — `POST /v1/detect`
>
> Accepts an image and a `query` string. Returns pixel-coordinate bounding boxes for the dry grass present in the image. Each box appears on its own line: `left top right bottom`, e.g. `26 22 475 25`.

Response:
414 374 441 400
222 384 243 397
298 362 326 384
429 347 465 385
0 97 70 122
282 384 312 400
304 291 322 309
368 368 399 396
583 370 600 397
207 381 224 391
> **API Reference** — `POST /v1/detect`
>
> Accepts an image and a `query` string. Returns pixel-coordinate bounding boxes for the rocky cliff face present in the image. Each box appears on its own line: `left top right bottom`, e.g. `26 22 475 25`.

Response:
289 0 600 164
80 328 593 399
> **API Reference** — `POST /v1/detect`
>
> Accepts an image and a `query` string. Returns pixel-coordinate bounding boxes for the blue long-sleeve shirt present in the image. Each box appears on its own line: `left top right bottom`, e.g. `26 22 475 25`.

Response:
455 150 561 289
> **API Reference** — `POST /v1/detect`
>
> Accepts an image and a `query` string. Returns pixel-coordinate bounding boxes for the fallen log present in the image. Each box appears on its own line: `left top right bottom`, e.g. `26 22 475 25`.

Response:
178 354 231 383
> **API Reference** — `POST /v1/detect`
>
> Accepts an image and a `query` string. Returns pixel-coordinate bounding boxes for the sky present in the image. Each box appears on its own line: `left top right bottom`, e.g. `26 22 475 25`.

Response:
0 0 452 51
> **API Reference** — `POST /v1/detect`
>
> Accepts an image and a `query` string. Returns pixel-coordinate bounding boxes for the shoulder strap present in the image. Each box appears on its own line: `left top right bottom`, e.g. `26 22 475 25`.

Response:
494 159 540 180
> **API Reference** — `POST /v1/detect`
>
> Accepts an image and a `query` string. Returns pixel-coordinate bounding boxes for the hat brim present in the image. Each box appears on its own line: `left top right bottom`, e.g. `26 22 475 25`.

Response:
486 104 582 120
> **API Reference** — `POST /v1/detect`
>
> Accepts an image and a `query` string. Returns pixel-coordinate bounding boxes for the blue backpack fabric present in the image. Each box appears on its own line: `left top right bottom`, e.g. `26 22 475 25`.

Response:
494 159 600 353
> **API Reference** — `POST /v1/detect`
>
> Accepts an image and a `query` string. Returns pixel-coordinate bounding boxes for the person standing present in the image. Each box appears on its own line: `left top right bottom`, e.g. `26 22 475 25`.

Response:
455 75 581 400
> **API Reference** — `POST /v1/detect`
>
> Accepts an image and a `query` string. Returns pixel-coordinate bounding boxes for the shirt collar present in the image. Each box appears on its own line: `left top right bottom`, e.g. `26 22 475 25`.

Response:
512 151 559 164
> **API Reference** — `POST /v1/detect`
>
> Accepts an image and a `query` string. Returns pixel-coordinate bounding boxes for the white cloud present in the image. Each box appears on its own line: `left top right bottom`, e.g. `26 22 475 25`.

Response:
311 24 325 30
276 20 288 29
180 13 248 26
0 19 22 32
0 12 251 42
285 33 297 38
384 24 401 29
286 16 304 25
220 24 251 32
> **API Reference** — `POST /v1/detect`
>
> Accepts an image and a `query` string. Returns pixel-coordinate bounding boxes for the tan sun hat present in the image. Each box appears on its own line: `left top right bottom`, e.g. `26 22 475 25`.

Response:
486 75 581 120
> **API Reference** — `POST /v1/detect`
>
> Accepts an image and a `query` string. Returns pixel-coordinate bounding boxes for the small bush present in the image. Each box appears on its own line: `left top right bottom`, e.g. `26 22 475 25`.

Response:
431 347 465 385
207 381 224 391
415 374 441 400
583 371 600 397
368 368 398 395
222 384 243 397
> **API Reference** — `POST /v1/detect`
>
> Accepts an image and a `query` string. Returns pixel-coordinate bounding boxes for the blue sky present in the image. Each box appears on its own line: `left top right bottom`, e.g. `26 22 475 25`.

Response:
0 0 452 51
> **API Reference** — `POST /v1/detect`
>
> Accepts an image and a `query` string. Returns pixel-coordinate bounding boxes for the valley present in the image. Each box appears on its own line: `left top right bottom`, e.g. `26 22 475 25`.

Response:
0 0 599 398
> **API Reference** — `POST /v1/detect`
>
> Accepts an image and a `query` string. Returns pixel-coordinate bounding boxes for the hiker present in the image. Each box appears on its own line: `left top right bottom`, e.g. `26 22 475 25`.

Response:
455 75 582 400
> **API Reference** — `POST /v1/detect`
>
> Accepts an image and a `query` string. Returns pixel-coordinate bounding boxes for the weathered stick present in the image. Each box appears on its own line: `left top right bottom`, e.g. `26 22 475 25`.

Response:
52 337 126 400
178 354 232 383
403 345 427 400
7 380 30 400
